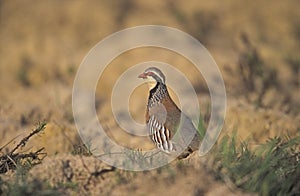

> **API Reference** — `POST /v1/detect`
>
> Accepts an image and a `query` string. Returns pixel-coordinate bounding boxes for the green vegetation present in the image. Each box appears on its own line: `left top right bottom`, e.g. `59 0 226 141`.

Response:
211 134 300 195
0 164 63 196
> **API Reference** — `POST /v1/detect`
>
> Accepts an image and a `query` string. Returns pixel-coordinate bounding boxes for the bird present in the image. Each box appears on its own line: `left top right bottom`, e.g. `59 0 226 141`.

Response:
138 67 200 158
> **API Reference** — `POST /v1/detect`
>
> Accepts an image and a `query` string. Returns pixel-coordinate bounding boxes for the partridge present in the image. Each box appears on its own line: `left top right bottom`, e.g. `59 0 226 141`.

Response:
138 67 200 158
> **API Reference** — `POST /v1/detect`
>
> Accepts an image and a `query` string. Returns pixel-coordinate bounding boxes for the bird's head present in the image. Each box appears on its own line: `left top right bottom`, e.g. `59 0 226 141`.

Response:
138 67 166 89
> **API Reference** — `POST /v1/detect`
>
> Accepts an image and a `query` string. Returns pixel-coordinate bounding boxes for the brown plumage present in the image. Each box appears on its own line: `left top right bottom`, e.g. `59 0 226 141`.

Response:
138 67 200 158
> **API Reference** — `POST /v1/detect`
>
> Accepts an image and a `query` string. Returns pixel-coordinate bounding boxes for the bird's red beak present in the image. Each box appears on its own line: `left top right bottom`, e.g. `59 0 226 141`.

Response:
138 72 147 79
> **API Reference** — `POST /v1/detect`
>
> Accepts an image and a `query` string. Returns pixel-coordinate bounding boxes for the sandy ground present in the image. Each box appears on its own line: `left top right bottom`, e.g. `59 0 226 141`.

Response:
0 0 299 195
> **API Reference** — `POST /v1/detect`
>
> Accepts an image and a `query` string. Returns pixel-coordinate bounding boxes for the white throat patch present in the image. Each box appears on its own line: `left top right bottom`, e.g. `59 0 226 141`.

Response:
145 77 157 90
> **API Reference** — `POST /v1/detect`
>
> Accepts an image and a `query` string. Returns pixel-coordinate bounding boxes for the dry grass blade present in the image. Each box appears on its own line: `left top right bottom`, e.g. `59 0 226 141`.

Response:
0 133 23 152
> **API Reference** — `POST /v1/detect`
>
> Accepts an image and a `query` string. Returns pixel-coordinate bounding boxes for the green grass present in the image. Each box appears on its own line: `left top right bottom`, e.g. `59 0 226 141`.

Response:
211 133 300 195
0 163 66 196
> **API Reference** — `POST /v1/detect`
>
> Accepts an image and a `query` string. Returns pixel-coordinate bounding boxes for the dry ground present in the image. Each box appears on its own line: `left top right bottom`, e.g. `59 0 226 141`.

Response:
0 0 299 195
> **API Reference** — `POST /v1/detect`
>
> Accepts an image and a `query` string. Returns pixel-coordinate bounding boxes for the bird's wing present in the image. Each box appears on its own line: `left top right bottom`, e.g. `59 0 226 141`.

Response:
176 112 200 151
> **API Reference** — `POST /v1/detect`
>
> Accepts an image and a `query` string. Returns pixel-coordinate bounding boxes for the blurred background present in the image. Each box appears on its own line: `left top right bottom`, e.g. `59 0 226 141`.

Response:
0 0 299 195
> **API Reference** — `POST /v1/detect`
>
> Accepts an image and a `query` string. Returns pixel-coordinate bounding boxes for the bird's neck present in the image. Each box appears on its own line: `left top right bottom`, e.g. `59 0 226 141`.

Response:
149 82 160 96
147 81 157 90
148 82 168 107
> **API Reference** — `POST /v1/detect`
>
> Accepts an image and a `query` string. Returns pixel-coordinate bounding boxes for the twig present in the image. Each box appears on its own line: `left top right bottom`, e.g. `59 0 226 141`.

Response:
80 155 115 191
9 121 46 155
6 154 18 169
0 122 47 174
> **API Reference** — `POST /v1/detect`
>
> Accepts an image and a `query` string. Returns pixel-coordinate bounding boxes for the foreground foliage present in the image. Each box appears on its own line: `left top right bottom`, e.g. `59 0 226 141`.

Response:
212 134 300 195
1 121 299 195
